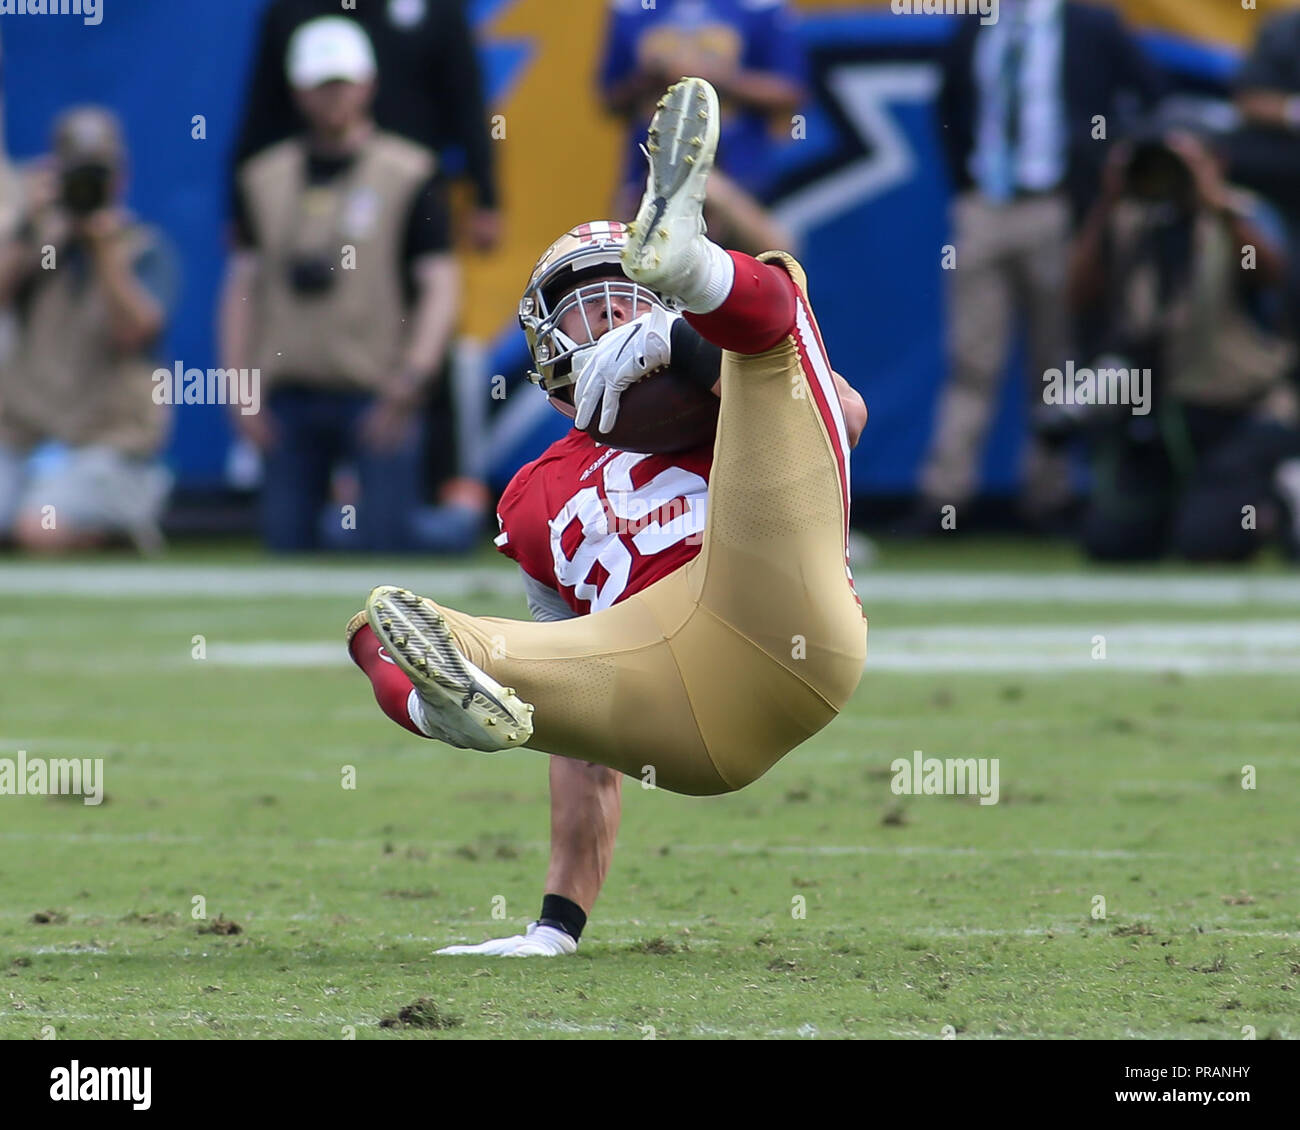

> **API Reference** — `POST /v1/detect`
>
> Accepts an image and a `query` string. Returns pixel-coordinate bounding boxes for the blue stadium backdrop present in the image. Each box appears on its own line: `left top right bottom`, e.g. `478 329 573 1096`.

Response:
0 0 1266 498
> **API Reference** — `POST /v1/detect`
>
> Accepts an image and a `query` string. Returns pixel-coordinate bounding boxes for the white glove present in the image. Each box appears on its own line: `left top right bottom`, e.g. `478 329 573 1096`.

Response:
434 922 577 957
573 306 679 433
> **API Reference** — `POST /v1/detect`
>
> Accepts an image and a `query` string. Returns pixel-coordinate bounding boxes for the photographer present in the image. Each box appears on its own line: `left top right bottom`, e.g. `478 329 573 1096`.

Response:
0 106 175 553
905 0 1163 535
1066 124 1299 563
222 17 459 553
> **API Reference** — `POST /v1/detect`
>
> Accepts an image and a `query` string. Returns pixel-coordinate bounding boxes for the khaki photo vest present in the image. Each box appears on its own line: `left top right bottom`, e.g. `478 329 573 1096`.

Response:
240 132 436 395
0 221 168 456
1108 197 1294 411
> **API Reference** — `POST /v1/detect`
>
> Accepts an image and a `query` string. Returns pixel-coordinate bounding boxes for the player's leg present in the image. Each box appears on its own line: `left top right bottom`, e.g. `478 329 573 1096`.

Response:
261 387 333 552
1014 194 1074 520
362 577 733 795
621 78 867 785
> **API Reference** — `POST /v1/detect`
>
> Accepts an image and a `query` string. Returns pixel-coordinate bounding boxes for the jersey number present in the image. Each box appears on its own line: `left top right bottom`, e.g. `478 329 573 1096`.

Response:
549 452 707 611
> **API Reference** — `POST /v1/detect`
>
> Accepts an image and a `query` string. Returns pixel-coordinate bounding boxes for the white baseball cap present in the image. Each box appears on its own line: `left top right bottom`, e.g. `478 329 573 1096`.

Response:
286 17 377 89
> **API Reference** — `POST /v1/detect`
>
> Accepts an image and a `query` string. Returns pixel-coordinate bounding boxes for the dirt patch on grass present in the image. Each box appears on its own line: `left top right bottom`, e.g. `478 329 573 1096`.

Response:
379 997 463 1030
1111 922 1154 937
121 910 180 926
197 915 242 936
881 804 908 827
628 937 678 955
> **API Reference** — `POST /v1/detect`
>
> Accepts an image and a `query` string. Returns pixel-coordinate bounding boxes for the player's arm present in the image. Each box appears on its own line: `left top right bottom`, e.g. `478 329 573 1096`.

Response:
365 178 459 450
833 372 867 450
578 309 866 447
221 180 275 450
219 248 272 450
395 251 459 396
671 319 866 447
437 570 622 957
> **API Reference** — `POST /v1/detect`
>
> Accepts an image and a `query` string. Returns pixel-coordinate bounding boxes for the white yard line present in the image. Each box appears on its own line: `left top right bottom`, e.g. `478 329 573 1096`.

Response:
0 563 524 600
4 562 1300 605
0 831 1292 863
195 619 1300 674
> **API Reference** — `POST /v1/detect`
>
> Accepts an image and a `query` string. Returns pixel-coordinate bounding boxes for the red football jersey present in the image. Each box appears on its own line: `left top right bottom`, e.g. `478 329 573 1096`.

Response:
496 429 713 614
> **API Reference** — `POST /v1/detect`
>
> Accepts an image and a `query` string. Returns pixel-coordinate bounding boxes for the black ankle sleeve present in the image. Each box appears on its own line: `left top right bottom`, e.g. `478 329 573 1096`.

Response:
538 893 587 942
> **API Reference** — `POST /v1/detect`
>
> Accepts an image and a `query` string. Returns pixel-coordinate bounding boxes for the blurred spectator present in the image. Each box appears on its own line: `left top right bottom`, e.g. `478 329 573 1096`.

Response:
908 0 1162 533
1230 5 1300 192
599 0 806 253
0 107 176 554
233 0 496 529
0 29 21 366
1229 6 1300 340
235 0 500 251
1067 125 1299 563
221 18 462 554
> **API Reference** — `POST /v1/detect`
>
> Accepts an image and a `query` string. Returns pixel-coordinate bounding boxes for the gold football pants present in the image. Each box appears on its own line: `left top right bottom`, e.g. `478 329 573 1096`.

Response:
435 253 866 794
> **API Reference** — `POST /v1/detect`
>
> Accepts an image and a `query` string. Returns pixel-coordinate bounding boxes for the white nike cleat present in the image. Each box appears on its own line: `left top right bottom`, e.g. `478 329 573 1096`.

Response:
435 923 577 957
365 585 534 752
623 76 721 299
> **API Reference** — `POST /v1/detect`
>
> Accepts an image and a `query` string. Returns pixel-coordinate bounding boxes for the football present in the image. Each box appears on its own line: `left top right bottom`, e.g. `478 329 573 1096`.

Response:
580 364 720 454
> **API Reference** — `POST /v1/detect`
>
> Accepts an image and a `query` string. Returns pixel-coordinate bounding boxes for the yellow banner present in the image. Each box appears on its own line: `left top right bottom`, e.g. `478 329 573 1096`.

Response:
460 0 623 340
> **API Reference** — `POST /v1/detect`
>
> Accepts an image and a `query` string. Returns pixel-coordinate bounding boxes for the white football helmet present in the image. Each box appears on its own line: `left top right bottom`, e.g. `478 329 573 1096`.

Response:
519 221 668 400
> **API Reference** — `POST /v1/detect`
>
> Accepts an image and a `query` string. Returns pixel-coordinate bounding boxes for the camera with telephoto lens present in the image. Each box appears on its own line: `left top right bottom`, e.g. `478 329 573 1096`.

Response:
287 253 338 297
1121 134 1196 208
60 161 112 216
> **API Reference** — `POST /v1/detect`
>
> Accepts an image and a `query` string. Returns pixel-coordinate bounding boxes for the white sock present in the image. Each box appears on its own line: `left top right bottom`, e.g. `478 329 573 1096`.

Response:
677 239 735 315
407 688 435 737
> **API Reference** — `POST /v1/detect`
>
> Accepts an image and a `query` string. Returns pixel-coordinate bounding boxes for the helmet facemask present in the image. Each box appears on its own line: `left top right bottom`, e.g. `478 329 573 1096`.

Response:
527 276 666 394
519 223 669 399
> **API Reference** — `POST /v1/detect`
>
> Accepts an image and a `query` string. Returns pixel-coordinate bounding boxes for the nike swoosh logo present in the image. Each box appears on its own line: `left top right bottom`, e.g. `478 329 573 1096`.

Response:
645 196 668 240
613 326 644 366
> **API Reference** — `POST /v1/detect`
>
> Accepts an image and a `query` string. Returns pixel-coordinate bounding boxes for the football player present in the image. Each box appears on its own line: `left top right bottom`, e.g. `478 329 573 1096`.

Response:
350 226 862 954
348 77 868 947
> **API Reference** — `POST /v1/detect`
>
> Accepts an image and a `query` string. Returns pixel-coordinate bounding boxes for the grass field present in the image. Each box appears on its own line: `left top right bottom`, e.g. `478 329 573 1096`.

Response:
2 540 1298 1040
